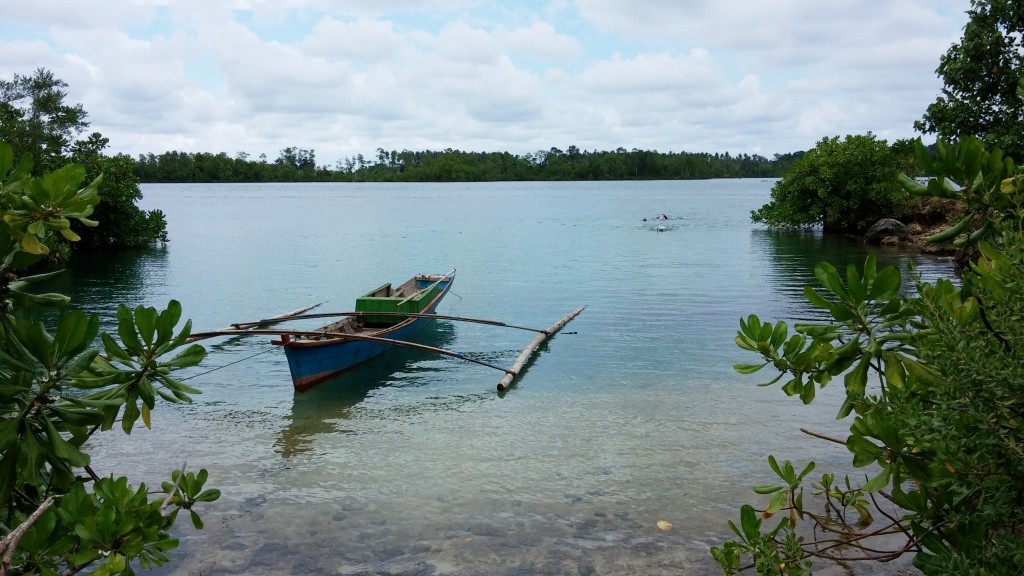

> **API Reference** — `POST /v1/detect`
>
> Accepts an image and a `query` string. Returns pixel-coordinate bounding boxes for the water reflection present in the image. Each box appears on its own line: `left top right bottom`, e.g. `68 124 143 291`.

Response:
274 321 458 458
35 248 170 322
751 229 956 323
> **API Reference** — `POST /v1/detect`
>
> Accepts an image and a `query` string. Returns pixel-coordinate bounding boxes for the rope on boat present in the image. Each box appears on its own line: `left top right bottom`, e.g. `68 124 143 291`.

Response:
180 346 275 381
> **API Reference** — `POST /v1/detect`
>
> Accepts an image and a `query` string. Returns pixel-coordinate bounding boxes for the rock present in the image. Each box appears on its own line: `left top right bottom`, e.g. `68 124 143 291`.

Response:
865 218 910 243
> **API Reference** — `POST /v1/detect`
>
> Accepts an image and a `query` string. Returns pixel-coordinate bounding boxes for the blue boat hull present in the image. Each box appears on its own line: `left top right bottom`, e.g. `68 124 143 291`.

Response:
280 275 453 392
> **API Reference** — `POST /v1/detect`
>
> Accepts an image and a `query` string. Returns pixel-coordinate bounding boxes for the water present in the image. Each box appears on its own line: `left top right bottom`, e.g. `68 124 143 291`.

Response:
52 180 953 574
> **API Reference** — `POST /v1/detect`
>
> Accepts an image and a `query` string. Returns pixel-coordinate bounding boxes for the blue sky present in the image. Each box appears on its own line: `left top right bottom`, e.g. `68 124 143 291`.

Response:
2 0 970 167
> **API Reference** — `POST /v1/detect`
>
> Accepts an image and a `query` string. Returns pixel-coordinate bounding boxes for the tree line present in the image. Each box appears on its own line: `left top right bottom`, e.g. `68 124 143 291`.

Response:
134 145 805 183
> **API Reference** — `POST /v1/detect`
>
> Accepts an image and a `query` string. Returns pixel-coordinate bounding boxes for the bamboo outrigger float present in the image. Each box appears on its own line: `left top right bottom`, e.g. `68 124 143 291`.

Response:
188 270 585 393
496 306 585 391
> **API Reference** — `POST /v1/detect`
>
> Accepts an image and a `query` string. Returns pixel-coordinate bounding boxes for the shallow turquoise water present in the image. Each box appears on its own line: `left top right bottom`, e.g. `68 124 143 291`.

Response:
54 180 953 574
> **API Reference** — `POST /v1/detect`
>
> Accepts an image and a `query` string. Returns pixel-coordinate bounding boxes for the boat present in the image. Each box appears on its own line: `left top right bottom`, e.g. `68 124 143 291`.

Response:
271 271 455 391
188 270 585 393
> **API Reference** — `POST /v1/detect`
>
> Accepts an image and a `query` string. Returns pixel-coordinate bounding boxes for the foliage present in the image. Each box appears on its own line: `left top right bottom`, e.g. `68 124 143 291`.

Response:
714 152 1024 574
750 134 911 233
133 146 801 183
899 136 1021 257
916 0 1024 159
0 70 166 254
0 69 89 176
71 148 168 249
0 141 216 575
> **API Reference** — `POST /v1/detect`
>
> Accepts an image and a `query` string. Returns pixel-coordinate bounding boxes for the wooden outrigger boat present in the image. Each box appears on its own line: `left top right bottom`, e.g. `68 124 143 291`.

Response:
189 270 585 393
275 271 454 391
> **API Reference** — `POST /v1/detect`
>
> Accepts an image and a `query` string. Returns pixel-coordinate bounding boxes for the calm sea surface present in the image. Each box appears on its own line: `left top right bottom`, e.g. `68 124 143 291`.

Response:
53 180 953 575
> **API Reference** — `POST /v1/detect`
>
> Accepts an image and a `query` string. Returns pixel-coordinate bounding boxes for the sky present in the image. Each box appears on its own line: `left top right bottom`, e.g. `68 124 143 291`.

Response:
1 1 971 167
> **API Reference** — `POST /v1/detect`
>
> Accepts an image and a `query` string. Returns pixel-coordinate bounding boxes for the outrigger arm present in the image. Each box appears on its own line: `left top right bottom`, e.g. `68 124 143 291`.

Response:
188 327 512 373
187 306 586 391
228 311 551 334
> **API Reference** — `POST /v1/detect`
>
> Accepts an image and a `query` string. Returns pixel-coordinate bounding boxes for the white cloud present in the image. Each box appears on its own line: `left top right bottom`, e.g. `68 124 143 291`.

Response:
0 0 972 164
302 17 406 63
494 22 583 61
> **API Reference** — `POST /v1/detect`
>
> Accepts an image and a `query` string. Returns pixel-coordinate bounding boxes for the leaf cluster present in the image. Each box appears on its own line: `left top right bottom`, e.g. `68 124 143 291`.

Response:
716 230 1024 569
750 134 911 234
1 69 167 257
717 172 1024 574
916 1 1024 159
0 141 216 575
899 136 1023 256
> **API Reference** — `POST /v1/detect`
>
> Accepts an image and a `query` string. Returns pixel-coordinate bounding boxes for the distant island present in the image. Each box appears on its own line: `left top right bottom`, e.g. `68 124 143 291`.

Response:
134 146 805 183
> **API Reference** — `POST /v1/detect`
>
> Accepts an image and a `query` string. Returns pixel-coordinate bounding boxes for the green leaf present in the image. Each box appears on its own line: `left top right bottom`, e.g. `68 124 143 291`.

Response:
781 333 805 359
157 374 201 397
846 263 866 303
739 504 761 542
898 173 927 195
162 344 206 368
733 362 768 375
20 232 49 255
814 262 849 300
924 215 972 242
797 461 816 481
116 304 144 353
829 302 854 322
43 415 90 468
799 380 816 404
837 395 856 419
101 333 134 365
735 333 757 352
793 323 838 339
847 435 882 467
766 490 788 515
196 488 221 502
844 357 869 400
882 352 906 389
768 321 787 349
870 266 901 300
803 286 832 310
753 485 783 495
19 508 58 553
134 305 158 346
22 291 70 307
156 300 183 344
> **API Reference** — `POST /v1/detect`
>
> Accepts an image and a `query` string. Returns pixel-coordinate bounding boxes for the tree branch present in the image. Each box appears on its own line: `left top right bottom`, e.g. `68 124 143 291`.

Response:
0 496 55 576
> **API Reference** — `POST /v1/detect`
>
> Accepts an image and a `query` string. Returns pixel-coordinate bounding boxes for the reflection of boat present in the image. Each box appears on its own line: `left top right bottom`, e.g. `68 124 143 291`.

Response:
273 272 455 391
275 322 457 458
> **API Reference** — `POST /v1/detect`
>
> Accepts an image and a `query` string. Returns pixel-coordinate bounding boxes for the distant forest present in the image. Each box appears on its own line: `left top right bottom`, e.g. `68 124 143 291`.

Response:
134 146 805 183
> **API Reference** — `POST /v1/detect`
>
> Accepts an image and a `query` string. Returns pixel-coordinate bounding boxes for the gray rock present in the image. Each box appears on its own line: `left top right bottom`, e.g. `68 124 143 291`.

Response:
865 218 910 243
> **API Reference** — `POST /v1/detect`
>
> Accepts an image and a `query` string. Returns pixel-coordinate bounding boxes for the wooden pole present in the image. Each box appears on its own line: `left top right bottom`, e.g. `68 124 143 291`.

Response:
496 306 585 391
212 311 550 334
231 303 322 329
185 328 512 374
187 303 321 343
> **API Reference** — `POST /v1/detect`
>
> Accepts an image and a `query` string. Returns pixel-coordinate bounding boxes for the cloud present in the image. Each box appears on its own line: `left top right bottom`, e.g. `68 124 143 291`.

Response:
1 0 971 164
